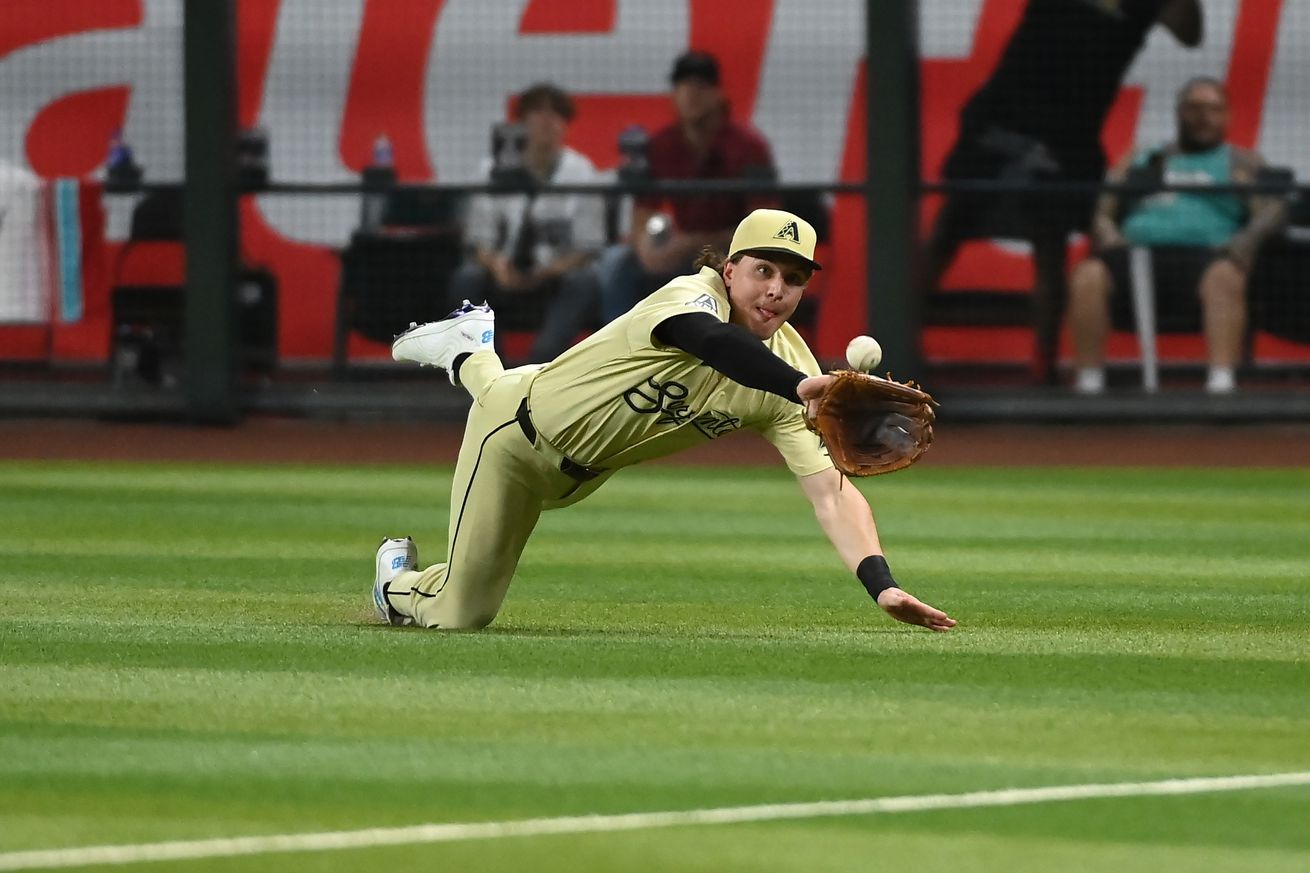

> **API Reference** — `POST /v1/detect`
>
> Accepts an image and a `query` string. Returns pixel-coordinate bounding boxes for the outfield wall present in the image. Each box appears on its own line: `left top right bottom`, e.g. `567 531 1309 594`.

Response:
1 0 1308 391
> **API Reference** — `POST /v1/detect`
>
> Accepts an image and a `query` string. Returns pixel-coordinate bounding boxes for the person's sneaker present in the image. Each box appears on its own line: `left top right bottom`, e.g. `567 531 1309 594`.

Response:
1205 367 1237 395
391 301 495 385
1073 367 1106 396
373 536 417 626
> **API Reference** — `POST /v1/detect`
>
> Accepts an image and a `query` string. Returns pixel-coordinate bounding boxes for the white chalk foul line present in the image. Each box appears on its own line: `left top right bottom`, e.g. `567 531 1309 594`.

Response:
1 771 1308 871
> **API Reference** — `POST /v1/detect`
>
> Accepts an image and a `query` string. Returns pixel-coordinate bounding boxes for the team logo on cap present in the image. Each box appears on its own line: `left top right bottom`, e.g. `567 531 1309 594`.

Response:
773 221 800 243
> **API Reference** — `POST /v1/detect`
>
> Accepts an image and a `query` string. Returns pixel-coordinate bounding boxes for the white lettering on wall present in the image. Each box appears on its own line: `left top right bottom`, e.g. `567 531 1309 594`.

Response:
425 0 687 182
0 0 182 177
753 0 864 183
1122 0 1240 150
919 0 986 58
0 0 1303 251
253 0 367 245
1259 1 1310 170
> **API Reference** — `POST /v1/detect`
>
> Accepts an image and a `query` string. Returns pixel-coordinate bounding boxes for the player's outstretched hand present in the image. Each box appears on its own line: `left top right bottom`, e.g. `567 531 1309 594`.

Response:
876 588 957 632
796 374 835 418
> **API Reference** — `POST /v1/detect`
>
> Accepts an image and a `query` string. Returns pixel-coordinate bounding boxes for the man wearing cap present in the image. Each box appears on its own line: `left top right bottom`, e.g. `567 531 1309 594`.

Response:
598 50 778 322
375 209 956 634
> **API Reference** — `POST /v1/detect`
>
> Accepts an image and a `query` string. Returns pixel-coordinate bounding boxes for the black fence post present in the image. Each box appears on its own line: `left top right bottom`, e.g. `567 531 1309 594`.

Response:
866 0 922 378
183 0 240 424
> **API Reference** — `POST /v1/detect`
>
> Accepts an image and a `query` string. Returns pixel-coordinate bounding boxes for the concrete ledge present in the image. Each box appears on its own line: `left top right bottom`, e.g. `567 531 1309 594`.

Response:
935 387 1310 423
4 378 1310 424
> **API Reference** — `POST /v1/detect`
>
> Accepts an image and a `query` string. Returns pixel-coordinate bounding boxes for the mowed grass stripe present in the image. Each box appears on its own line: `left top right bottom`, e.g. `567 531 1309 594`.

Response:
0 461 1307 870
2 772 1309 872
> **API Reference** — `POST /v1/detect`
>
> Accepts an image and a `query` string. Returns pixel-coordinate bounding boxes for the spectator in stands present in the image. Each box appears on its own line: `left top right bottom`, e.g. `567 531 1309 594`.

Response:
922 0 1203 384
1068 76 1287 394
598 51 776 322
452 83 605 362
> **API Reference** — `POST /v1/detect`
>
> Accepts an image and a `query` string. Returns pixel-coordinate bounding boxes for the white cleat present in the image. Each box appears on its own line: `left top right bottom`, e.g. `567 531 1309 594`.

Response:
372 536 418 627
391 301 495 385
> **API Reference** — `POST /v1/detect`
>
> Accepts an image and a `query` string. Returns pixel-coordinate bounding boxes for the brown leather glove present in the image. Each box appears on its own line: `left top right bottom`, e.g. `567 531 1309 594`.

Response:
804 370 937 477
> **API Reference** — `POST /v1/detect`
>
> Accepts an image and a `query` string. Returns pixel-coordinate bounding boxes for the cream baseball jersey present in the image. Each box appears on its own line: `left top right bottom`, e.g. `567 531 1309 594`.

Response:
526 266 832 476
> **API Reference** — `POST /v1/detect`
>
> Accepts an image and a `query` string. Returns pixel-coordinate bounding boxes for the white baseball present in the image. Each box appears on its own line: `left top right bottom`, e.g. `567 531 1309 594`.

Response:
845 335 883 372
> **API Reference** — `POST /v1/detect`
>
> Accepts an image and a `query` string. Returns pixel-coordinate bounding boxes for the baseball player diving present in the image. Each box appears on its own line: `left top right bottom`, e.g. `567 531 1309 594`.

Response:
374 208 956 633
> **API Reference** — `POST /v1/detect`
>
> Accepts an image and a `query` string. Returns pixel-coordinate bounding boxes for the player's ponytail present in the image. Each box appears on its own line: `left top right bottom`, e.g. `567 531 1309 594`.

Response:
692 247 742 276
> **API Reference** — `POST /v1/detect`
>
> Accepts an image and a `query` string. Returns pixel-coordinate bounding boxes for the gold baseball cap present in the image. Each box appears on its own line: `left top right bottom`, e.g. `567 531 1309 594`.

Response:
728 208 822 270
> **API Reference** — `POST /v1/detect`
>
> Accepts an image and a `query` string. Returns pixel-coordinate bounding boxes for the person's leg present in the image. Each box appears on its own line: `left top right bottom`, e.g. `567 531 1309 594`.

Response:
1030 227 1071 386
529 265 600 361
920 195 974 295
1068 256 1115 392
1024 181 1092 387
448 260 490 310
457 349 507 404
1198 257 1247 393
382 358 551 629
597 243 642 323
923 133 998 293
447 263 525 360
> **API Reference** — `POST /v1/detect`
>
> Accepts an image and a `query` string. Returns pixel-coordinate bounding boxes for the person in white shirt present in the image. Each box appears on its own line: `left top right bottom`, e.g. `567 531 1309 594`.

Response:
0 161 51 323
452 83 606 362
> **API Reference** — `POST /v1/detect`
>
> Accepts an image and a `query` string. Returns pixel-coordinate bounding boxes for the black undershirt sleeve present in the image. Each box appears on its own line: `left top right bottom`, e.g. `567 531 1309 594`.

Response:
653 312 807 403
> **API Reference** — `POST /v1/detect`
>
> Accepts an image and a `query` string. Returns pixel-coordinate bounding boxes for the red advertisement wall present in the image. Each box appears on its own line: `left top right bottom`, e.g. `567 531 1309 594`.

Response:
0 0 1303 364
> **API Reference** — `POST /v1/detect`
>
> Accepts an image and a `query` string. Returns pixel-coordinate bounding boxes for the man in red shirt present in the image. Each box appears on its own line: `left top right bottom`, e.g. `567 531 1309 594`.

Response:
599 51 776 322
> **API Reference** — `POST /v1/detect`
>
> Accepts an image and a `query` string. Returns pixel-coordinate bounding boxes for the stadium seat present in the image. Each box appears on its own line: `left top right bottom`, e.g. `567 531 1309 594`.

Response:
333 227 464 373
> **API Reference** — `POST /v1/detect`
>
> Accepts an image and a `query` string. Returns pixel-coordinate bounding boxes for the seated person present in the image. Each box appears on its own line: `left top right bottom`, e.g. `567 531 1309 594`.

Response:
599 50 776 322
452 82 605 363
921 0 1202 385
1068 77 1286 394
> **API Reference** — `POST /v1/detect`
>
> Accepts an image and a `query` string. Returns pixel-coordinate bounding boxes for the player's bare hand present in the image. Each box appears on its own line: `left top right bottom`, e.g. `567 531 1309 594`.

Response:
797 374 835 418
876 588 957 632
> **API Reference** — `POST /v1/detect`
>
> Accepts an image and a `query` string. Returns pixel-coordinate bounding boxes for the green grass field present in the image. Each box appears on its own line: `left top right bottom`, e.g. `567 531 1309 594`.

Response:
2 460 1308 872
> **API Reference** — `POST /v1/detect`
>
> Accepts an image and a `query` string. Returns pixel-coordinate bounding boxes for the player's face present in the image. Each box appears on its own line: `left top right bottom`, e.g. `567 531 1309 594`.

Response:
724 253 811 340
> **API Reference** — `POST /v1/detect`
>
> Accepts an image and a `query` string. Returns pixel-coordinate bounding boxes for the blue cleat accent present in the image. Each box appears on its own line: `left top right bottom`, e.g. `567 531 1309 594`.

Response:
372 536 417 626
391 301 496 385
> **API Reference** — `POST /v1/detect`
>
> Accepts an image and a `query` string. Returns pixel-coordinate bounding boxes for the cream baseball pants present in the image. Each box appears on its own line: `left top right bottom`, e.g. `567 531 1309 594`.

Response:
381 351 610 628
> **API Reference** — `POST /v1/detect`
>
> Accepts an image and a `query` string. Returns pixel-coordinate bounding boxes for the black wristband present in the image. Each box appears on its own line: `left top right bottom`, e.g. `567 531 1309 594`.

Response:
856 555 899 600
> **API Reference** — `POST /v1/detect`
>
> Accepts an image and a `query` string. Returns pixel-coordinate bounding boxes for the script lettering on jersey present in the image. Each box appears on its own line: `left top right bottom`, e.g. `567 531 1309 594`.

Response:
621 377 743 438
622 377 694 426
691 410 742 439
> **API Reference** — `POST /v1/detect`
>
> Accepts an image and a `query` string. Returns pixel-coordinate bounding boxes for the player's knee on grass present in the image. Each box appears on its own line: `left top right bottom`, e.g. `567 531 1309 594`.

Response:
420 601 500 631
